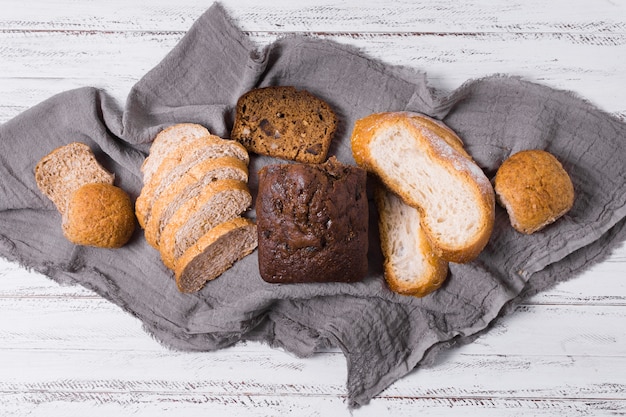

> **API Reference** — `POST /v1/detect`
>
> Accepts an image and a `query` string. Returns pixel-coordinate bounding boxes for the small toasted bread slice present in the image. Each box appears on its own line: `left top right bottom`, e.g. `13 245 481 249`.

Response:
375 186 448 297
175 217 258 293
34 142 114 214
351 111 495 263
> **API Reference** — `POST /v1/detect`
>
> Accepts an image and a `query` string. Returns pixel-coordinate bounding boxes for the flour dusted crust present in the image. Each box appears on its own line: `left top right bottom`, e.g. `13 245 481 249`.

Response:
494 149 575 234
231 86 338 163
351 111 495 263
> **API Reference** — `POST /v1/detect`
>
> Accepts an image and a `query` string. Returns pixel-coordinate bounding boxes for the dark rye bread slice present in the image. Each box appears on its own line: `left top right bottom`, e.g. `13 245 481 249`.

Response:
231 86 338 163
34 142 115 214
174 217 258 293
135 136 249 228
158 179 252 268
144 157 248 248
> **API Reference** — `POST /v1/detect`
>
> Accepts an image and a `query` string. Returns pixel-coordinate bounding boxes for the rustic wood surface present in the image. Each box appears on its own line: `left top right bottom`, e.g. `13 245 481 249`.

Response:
1 1 625 415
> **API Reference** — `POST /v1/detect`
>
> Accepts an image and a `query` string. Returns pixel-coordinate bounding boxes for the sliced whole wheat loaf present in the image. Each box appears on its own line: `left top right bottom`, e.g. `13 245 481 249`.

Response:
141 123 210 182
158 179 252 268
174 217 258 293
34 142 115 214
143 157 249 248
136 136 249 228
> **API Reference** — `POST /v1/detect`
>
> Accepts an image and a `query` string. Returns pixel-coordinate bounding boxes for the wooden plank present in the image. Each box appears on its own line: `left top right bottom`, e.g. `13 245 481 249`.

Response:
0 30 625 125
0 349 624 416
0 0 624 34
1 278 625 357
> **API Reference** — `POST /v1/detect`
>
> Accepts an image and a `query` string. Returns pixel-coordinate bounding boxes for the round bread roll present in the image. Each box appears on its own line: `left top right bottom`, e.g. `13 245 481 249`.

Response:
494 149 574 234
62 183 135 248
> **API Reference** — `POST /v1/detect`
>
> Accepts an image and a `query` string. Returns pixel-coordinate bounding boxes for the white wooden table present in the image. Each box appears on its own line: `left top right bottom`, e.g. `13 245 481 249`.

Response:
1 1 625 415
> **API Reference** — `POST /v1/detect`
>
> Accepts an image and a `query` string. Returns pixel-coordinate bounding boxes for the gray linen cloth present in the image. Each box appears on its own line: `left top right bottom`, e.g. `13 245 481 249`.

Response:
1 3 626 408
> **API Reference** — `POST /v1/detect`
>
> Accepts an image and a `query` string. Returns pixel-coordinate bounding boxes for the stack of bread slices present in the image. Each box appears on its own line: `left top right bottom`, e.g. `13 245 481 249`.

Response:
136 123 258 293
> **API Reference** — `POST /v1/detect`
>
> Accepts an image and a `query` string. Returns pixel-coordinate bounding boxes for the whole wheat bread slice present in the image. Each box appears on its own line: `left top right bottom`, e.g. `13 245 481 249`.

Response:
158 179 252 268
141 123 210 182
136 135 249 228
375 186 448 297
144 157 249 248
231 86 338 163
174 217 258 293
351 111 495 263
34 142 115 214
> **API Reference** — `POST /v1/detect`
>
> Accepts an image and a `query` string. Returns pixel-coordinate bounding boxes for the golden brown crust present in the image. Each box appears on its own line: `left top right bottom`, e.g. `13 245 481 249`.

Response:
157 179 251 269
374 186 448 297
351 111 495 263
494 149 575 234
62 183 135 248
174 217 257 293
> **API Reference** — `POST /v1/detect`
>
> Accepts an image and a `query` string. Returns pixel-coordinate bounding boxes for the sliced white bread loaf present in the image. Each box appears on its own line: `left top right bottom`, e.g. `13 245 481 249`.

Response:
135 135 250 228
140 123 210 183
375 186 448 297
144 157 248 248
34 142 115 214
351 112 495 263
174 217 257 293
158 179 252 268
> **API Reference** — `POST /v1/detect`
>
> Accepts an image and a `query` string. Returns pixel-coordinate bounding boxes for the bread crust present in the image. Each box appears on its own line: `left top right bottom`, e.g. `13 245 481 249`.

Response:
494 149 575 234
174 217 257 293
62 183 135 248
351 111 495 263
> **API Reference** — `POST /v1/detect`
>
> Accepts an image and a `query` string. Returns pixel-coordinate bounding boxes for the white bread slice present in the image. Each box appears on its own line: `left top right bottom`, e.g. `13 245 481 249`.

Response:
158 179 252 268
135 135 249 228
34 142 114 214
351 111 495 263
141 123 210 182
375 186 448 297
174 217 257 293
144 157 249 247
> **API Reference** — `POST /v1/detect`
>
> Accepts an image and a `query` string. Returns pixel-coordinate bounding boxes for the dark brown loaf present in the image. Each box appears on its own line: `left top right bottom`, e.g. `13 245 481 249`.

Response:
231 86 338 163
256 157 368 283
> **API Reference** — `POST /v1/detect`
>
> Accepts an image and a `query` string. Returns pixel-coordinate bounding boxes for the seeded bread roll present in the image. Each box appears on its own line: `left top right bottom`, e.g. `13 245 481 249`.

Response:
231 86 338 163
351 111 495 263
375 186 448 297
256 157 368 283
63 183 135 248
35 142 135 248
494 149 575 234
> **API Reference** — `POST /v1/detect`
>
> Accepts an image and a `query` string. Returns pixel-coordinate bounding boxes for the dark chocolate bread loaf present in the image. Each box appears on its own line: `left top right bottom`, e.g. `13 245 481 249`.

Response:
256 157 368 283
